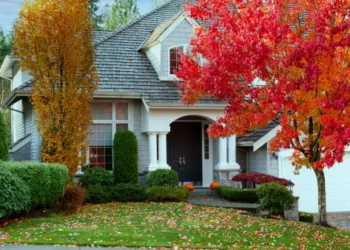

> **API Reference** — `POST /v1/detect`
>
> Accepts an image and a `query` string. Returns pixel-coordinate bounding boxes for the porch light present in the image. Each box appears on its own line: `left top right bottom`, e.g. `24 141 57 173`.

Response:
287 180 295 192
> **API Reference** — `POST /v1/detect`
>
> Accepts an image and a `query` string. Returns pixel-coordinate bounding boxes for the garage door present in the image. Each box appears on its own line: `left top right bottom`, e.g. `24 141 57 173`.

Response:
280 153 350 213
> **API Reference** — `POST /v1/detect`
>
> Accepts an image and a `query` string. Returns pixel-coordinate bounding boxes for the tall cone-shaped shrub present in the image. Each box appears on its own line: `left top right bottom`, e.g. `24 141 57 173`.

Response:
0 111 8 161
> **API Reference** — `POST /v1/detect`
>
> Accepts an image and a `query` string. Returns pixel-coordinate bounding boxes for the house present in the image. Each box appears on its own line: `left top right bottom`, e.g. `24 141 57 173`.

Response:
1 0 350 214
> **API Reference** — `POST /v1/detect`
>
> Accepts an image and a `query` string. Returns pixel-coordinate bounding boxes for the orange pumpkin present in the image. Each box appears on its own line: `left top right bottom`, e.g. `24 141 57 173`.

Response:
184 184 194 192
210 182 220 190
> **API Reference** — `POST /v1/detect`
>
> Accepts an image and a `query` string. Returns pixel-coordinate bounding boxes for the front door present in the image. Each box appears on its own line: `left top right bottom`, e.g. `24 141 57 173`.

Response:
167 122 202 185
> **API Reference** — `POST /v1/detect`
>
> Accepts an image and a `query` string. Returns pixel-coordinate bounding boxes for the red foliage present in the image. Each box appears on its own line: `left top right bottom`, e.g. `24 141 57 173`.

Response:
232 172 289 186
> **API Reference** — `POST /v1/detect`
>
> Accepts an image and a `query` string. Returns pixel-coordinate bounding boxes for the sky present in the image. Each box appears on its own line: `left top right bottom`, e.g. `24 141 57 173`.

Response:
0 0 153 33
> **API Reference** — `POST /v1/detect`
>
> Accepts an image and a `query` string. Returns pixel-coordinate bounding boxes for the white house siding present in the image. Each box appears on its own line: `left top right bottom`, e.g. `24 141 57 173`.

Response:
237 148 248 172
145 44 161 76
160 19 194 77
267 143 279 177
134 100 149 172
23 99 38 161
248 145 268 173
12 101 24 143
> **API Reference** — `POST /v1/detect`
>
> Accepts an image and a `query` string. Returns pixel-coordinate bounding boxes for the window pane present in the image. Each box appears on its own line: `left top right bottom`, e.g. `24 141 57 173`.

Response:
116 102 128 120
88 124 113 170
116 123 128 132
91 102 112 120
170 46 184 75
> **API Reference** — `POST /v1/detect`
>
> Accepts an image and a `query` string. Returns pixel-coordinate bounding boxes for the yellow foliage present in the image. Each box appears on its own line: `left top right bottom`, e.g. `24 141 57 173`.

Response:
14 0 98 178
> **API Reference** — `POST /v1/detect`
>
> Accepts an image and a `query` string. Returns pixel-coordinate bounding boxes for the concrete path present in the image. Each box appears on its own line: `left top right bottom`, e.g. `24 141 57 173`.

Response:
187 195 260 212
1 245 140 250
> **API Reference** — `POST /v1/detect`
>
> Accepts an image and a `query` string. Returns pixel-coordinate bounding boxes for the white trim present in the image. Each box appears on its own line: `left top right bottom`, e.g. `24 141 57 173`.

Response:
202 122 214 187
158 13 199 43
94 92 142 99
0 56 19 80
253 125 281 152
9 135 31 153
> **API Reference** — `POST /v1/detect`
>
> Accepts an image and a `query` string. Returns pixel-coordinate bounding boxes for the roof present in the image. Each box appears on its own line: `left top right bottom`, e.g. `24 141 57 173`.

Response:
237 122 279 145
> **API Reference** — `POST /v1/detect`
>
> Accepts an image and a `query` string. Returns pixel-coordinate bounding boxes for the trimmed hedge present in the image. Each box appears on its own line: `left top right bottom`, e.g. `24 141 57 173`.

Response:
216 186 259 203
85 183 148 204
147 186 189 202
147 169 179 187
113 130 138 184
0 111 8 161
0 165 30 218
80 167 114 187
299 212 314 224
0 161 68 218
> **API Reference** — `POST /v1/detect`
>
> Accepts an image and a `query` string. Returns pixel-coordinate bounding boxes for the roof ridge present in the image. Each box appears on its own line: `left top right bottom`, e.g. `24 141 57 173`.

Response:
94 0 179 47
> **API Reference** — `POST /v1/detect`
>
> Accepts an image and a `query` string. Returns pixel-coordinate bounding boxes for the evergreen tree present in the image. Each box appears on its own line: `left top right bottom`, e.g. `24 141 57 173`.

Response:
89 0 103 29
0 111 9 161
104 0 140 30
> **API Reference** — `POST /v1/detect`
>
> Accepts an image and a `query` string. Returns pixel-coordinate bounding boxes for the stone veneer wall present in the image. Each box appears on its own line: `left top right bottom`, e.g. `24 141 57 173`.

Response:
284 197 299 221
214 169 242 188
9 141 31 161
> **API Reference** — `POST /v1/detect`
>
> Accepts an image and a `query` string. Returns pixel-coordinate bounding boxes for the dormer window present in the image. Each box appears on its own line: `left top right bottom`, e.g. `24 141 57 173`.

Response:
169 45 187 75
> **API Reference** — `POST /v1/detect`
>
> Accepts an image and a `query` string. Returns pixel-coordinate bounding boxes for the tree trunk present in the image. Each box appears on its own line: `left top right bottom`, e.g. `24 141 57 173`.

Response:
314 169 328 226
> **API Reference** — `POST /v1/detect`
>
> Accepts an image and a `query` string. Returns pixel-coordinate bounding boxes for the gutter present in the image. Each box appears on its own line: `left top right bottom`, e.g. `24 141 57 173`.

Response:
94 92 142 99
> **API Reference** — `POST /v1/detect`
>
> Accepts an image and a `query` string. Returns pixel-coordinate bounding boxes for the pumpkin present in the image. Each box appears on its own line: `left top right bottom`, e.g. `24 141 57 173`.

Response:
210 182 220 190
184 184 194 192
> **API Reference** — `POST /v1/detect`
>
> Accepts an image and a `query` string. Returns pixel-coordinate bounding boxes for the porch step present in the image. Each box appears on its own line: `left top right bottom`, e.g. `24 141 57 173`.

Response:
190 188 219 197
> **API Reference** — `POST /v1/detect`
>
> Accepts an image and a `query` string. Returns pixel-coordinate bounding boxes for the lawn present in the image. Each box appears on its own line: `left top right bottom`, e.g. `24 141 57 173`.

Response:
1 203 350 249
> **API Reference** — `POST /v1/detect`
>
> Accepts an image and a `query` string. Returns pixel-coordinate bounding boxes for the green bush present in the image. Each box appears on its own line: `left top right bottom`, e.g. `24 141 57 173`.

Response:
299 212 314 224
113 130 138 184
9 162 51 208
256 182 295 215
0 164 30 218
80 167 114 187
85 184 114 204
47 163 69 206
216 186 259 203
147 169 179 187
147 186 189 202
0 111 9 161
112 183 148 202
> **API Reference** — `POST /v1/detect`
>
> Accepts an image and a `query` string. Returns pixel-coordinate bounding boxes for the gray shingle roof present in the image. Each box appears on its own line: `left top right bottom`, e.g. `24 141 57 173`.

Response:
237 123 278 145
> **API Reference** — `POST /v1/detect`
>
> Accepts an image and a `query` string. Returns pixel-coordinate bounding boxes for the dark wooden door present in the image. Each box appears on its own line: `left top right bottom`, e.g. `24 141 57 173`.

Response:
167 122 202 185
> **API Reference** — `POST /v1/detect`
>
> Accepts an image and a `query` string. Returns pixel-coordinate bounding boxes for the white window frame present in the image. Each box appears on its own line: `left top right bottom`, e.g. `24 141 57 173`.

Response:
168 44 189 77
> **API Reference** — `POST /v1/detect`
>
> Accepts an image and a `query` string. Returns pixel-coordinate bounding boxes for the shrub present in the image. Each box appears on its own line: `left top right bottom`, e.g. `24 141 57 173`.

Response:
216 186 259 203
256 182 295 215
147 169 179 188
9 162 51 208
0 111 8 161
80 167 114 187
112 183 148 202
60 186 85 213
147 186 189 202
299 212 314 224
0 164 30 218
47 163 69 206
85 184 114 204
232 172 289 186
113 131 138 184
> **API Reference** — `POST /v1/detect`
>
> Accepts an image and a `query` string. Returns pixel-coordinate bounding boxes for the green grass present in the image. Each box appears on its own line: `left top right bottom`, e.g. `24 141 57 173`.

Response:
1 203 350 249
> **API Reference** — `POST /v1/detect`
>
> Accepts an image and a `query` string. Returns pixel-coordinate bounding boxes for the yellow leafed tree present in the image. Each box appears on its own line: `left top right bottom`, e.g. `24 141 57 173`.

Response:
14 0 98 178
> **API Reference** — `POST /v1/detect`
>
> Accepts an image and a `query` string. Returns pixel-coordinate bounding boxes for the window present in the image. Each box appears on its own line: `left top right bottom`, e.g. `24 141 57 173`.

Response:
204 125 209 160
88 124 113 170
88 101 132 170
169 46 184 75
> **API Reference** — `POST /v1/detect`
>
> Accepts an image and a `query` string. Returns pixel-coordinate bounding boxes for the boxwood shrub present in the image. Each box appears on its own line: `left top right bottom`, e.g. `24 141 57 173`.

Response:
113 131 138 184
112 183 148 202
299 212 314 224
146 169 179 187
85 184 114 204
216 186 259 203
47 163 69 206
0 164 30 218
147 186 189 202
80 167 114 187
0 111 8 161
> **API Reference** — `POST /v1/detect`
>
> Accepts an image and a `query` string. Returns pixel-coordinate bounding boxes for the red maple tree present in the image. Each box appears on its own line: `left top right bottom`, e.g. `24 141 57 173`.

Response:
176 0 350 225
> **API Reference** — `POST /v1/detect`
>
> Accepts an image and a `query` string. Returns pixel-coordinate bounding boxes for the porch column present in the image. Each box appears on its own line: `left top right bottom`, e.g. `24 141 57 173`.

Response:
228 135 240 169
216 137 229 169
158 132 170 169
148 132 158 171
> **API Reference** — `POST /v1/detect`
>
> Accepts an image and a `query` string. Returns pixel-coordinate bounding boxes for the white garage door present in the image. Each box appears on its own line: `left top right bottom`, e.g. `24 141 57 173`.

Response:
280 153 350 213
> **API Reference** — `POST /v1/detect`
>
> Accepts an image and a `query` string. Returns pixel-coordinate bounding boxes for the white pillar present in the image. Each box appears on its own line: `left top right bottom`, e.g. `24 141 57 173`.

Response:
158 132 170 169
148 132 158 171
228 135 240 169
216 137 229 169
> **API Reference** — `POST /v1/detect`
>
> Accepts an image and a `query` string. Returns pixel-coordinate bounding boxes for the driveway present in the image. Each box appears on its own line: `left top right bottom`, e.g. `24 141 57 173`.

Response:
328 212 350 230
